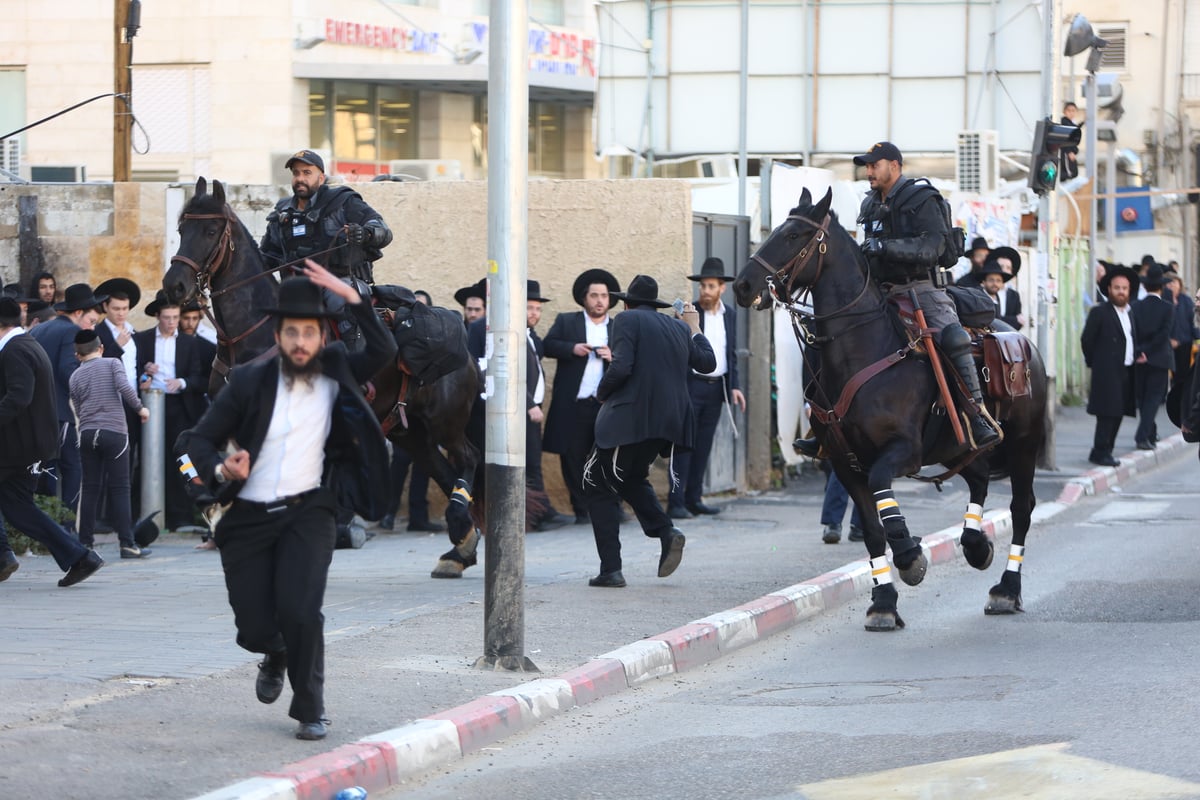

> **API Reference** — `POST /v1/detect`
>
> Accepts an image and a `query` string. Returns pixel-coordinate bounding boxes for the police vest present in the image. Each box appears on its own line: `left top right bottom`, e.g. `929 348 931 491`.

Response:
272 185 360 269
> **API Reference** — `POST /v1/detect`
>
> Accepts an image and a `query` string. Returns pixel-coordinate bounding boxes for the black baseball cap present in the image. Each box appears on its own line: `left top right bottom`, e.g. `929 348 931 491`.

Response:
285 149 325 172
853 141 903 166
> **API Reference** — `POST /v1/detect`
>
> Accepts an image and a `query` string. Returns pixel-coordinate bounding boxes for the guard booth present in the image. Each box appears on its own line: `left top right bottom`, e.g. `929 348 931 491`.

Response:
691 211 752 497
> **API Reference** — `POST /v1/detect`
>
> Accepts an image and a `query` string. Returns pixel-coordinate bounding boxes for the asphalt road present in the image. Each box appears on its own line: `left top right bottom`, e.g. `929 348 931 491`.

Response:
388 461 1200 799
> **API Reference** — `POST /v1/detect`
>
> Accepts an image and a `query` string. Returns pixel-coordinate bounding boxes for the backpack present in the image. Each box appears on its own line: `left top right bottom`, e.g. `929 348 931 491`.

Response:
889 178 964 270
392 302 469 386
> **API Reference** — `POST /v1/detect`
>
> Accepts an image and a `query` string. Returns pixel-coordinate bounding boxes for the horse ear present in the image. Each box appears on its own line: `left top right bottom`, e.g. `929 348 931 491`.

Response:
798 188 812 207
811 187 833 220
195 177 207 197
213 180 226 207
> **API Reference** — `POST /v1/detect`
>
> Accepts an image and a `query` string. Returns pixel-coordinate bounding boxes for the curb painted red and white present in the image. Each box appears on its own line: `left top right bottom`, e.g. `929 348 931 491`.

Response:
191 434 1190 800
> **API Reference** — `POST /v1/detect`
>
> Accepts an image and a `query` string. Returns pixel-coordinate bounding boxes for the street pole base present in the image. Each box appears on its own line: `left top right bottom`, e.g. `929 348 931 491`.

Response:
472 654 540 672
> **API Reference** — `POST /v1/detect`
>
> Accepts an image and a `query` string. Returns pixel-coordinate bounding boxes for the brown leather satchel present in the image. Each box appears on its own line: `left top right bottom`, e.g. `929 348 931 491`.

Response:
982 332 1032 401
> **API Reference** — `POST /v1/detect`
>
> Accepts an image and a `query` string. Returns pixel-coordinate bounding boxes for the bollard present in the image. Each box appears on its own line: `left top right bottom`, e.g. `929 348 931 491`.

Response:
139 388 165 532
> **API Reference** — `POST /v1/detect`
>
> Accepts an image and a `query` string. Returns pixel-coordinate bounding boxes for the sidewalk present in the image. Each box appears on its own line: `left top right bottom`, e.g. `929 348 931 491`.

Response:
0 406 1190 800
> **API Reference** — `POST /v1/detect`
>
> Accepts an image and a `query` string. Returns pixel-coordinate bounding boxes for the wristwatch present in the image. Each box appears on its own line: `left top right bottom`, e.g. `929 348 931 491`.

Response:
214 464 228 484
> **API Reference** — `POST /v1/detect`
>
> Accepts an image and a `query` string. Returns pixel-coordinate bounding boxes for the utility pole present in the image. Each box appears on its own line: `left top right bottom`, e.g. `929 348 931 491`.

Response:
113 0 136 182
1036 0 1060 469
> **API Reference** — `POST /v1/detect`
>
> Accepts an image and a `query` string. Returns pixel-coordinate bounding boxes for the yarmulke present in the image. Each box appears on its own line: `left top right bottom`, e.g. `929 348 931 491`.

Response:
74 328 100 345
0 297 20 318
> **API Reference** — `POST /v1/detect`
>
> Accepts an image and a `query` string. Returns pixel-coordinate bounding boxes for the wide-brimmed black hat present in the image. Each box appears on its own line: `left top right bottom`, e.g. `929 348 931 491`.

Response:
1098 263 1140 298
968 237 990 256
133 511 160 548
1141 263 1168 289
989 246 1022 276
95 277 142 310
261 277 340 319
977 261 1014 282
611 275 672 309
144 290 181 317
453 278 487 308
688 257 736 282
853 141 903 166
181 299 204 314
54 283 108 312
571 269 621 308
527 280 551 303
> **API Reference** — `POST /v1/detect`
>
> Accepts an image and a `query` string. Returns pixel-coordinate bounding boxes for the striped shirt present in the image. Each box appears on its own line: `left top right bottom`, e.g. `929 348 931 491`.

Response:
69 356 143 435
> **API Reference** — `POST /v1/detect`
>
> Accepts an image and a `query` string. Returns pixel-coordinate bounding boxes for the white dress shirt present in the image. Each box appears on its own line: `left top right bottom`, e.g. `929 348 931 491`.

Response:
151 329 185 392
239 372 337 503
527 328 545 405
576 315 608 399
1115 304 1134 366
696 304 727 377
105 318 138 386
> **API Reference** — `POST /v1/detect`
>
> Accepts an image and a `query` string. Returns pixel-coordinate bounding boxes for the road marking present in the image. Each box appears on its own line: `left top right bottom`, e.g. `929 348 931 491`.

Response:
798 743 1200 799
1088 500 1172 523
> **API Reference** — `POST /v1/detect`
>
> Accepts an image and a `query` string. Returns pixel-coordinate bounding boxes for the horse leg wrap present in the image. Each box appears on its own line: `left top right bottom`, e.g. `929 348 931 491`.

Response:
963 502 983 532
449 479 473 510
874 489 908 538
1005 543 1024 573
869 555 893 587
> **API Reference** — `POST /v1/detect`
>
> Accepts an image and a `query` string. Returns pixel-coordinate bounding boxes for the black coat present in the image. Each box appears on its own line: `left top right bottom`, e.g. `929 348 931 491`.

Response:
1131 294 1174 370
133 328 211 423
0 332 62 469
594 306 715 451
992 287 1023 330
95 320 133 364
175 301 396 519
696 300 740 398
541 310 612 454
1080 302 1136 418
28 315 83 422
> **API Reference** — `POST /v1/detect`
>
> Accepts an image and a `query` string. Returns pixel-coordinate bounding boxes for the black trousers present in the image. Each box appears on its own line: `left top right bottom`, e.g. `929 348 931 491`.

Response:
0 467 89 571
164 397 198 529
215 487 336 724
1091 415 1125 459
668 376 725 509
585 438 673 574
386 445 431 523
78 429 134 547
1134 364 1169 444
559 397 601 517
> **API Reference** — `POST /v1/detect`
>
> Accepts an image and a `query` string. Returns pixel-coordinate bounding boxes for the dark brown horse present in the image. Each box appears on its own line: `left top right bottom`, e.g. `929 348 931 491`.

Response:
163 178 481 578
733 188 1046 630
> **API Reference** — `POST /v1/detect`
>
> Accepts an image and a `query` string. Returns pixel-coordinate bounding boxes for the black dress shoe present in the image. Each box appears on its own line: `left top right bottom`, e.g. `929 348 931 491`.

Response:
0 551 19 582
793 437 820 458
1088 454 1120 467
378 513 396 531
658 528 686 578
256 651 287 704
686 502 721 516
1135 440 1156 451
295 718 329 740
668 505 693 520
588 570 626 588
58 550 104 587
407 520 446 532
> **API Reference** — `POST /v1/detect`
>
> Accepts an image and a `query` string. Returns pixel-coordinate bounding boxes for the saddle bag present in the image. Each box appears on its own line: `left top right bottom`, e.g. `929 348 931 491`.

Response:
982 331 1032 401
946 285 996 329
392 302 469 386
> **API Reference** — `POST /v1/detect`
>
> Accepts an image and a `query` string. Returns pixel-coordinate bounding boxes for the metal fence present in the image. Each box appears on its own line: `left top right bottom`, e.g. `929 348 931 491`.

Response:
1054 235 1092 403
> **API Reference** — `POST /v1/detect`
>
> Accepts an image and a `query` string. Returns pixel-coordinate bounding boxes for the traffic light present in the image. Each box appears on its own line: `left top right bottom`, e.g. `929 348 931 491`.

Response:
1028 118 1082 196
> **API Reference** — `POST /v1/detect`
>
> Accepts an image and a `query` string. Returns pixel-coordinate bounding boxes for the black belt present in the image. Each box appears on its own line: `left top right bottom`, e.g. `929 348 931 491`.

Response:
235 488 319 514
690 374 724 384
576 396 601 405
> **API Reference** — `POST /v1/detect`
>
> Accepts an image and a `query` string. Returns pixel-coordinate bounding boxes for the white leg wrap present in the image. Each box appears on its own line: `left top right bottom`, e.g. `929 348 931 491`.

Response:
1005 544 1025 573
963 502 983 532
869 555 893 586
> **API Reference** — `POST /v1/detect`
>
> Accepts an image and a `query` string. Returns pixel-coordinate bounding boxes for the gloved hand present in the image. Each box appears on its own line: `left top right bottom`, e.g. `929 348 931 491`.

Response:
861 237 885 257
344 223 372 246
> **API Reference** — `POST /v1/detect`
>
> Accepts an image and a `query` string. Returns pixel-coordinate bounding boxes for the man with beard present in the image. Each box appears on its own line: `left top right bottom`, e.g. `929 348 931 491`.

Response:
175 259 394 741
1081 263 1139 466
668 257 746 519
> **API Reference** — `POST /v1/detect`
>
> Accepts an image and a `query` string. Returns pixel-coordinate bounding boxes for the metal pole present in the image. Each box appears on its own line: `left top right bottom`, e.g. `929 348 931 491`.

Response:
113 0 132 182
737 0 749 216
139 389 164 529
1085 71 1098 271
1036 0 1057 469
476 0 536 672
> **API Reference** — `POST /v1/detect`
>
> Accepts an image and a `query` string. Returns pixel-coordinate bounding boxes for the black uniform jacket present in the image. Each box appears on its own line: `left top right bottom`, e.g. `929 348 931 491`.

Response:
1080 301 1137 418
594 307 715 452
175 301 397 520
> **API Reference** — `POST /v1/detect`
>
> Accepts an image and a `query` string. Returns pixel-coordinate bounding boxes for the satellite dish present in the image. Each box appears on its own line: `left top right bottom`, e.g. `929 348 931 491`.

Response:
1064 14 1103 57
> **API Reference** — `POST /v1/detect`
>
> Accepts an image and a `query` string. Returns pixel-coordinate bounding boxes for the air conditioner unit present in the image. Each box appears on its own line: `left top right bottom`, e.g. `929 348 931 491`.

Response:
1 139 19 173
386 159 464 181
695 155 736 179
956 130 999 194
30 164 86 182
268 149 333 182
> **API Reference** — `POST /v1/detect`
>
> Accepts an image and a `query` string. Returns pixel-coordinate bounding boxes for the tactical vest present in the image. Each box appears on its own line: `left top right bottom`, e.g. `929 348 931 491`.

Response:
270 185 361 276
859 178 964 282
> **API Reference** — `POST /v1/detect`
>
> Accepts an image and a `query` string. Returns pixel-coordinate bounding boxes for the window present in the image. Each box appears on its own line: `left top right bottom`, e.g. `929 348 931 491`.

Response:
473 96 568 177
130 66 211 155
311 81 419 165
378 85 417 162
0 68 25 168
1096 23 1128 71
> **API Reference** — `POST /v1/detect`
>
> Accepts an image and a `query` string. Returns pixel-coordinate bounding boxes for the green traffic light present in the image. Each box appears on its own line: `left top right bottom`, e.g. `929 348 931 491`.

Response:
1038 160 1057 184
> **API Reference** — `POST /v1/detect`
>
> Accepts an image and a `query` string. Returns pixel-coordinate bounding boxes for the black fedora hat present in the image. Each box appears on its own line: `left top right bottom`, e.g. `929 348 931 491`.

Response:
1098 263 1140 298
571 269 621 308
95 277 142 310
453 278 487 308
611 275 672 309
260 277 340 319
688 257 736 282
144 290 181 317
527 280 551 303
968 236 990 256
54 283 108 312
989 246 1022 276
978 260 1014 282
1141 263 1169 289
133 511 161 548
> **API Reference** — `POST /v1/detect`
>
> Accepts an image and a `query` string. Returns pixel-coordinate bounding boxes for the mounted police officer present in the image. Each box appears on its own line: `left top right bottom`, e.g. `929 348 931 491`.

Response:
795 141 999 456
260 150 393 350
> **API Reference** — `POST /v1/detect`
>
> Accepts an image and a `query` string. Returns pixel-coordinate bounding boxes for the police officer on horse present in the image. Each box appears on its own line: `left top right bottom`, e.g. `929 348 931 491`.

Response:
795 141 1000 456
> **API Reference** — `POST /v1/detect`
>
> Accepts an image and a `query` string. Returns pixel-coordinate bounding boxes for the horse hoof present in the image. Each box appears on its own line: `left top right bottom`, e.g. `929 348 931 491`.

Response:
431 558 465 579
865 611 905 631
896 552 928 586
455 528 480 563
984 592 1023 615
961 534 994 571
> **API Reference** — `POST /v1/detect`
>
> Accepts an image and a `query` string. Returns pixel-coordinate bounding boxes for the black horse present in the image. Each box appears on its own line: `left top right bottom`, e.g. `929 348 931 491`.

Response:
163 178 481 578
733 188 1046 630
